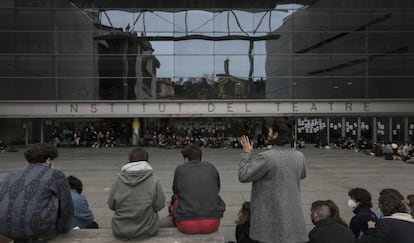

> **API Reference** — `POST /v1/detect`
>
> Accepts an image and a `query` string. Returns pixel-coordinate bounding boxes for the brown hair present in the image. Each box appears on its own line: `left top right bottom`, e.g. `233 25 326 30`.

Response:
181 144 202 161
128 148 149 162
235 201 251 225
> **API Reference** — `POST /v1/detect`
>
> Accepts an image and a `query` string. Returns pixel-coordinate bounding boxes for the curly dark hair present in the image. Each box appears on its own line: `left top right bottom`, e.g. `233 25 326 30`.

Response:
24 143 58 164
378 189 407 216
269 119 293 146
348 188 373 208
380 188 404 200
68 175 83 194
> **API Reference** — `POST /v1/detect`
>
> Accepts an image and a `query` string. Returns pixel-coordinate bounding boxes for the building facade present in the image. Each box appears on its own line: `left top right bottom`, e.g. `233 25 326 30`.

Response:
0 0 413 145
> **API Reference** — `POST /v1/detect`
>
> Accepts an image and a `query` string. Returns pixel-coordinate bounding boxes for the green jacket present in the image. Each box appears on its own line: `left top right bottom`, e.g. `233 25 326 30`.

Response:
108 161 165 240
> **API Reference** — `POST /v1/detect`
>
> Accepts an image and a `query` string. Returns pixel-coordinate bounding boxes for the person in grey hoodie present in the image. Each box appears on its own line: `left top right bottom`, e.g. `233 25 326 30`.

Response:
107 148 166 240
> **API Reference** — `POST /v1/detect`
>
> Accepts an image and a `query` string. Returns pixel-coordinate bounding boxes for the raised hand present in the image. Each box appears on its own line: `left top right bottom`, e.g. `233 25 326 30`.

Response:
240 135 253 153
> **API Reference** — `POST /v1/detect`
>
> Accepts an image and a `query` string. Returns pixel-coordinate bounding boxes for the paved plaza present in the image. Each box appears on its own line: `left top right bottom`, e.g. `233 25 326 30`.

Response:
1 146 413 242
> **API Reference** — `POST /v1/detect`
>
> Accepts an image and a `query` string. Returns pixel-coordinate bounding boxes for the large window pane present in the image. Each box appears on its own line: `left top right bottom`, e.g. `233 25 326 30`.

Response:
0 55 14 77
0 9 14 30
15 32 53 53
15 10 52 31
174 40 213 55
55 9 94 31
16 55 53 77
174 55 213 78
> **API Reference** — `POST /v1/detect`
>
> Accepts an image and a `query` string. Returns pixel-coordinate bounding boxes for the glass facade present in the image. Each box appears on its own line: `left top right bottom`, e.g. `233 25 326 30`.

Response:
1 0 414 100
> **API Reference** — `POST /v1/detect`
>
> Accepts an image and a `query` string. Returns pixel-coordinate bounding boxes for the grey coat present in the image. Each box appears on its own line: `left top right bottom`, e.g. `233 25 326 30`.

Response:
239 145 308 243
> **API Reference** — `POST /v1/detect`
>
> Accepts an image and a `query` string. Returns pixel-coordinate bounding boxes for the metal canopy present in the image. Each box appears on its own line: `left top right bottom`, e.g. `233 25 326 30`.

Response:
69 0 314 12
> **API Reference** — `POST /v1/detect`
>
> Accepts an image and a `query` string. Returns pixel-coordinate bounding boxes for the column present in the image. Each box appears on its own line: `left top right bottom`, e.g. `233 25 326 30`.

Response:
372 117 377 143
326 117 330 145
389 117 393 142
357 117 361 139
404 117 409 143
341 117 346 138
132 118 140 146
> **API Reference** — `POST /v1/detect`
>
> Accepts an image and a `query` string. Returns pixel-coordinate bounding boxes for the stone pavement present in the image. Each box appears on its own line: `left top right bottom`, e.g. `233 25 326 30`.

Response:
1 146 413 242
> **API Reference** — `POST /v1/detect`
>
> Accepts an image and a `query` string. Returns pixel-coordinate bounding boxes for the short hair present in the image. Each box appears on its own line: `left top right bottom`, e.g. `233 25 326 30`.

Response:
269 119 293 146
128 148 149 162
348 188 373 208
68 175 83 194
24 143 58 164
181 144 202 161
378 189 407 216
311 200 331 219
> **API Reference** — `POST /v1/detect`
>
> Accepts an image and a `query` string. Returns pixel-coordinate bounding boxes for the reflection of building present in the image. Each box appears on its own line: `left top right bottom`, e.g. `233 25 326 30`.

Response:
0 0 414 146
157 78 175 99
265 0 414 99
96 31 160 100
216 74 249 99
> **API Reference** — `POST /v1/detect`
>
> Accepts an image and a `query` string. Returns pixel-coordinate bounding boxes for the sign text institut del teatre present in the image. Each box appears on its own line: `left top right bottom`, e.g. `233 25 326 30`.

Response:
0 100 413 118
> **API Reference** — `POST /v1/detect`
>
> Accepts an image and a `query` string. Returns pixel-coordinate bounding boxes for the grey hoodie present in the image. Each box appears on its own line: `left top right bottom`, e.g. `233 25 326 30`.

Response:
107 161 166 240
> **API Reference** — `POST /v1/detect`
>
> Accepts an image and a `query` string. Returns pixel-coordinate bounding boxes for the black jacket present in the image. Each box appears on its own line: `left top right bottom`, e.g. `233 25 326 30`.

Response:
172 160 225 221
236 222 260 243
358 214 414 243
350 207 378 239
309 218 356 243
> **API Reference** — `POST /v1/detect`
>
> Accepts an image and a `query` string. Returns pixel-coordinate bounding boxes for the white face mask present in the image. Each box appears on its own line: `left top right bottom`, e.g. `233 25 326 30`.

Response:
348 199 358 209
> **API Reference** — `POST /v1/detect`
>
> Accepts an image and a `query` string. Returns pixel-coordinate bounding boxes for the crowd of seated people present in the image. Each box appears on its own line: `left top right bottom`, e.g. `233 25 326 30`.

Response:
141 126 272 150
355 138 414 163
47 123 128 148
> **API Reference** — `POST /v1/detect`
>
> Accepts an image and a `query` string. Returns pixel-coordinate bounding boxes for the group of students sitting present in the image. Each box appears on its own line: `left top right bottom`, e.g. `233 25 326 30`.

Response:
1 143 413 243
0 143 225 243
228 187 414 243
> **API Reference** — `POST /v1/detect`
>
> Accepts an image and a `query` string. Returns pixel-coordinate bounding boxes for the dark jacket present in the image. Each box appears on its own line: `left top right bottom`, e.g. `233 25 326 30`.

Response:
358 213 414 243
350 207 378 239
236 222 260 243
309 218 356 243
172 160 225 221
0 164 74 240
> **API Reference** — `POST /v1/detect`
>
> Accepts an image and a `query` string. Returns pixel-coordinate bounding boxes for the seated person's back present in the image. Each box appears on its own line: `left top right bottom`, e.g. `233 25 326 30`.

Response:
308 200 356 243
171 144 225 234
67 175 98 229
107 148 165 240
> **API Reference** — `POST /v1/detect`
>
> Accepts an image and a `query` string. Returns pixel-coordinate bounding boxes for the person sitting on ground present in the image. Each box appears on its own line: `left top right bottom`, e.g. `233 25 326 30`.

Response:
233 202 260 243
0 143 74 242
347 188 378 240
308 200 356 243
359 188 414 243
107 148 165 240
0 139 6 152
67 175 99 229
383 142 394 160
231 137 241 149
170 144 225 234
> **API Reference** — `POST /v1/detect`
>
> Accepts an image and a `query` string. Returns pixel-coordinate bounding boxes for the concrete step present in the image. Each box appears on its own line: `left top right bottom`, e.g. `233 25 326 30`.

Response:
49 228 225 243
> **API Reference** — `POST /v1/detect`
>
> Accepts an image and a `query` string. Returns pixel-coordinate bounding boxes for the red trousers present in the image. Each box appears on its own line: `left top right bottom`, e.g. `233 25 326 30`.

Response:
171 199 221 234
